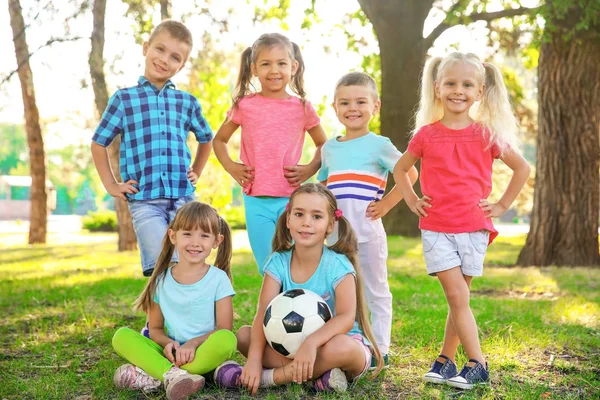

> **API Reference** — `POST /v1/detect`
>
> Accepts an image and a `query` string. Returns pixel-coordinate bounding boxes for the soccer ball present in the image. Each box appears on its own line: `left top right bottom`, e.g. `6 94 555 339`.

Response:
263 288 332 358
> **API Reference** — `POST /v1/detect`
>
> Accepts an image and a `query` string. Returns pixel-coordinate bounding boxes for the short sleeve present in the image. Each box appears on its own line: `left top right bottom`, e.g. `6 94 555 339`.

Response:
316 143 330 182
327 250 356 289
303 101 320 131
92 91 124 147
189 98 213 143
227 104 243 126
406 127 426 158
377 137 403 172
214 269 236 301
264 252 286 285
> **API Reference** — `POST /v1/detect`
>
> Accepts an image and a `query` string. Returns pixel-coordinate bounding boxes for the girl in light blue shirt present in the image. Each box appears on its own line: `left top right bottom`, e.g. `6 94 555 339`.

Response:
221 184 384 395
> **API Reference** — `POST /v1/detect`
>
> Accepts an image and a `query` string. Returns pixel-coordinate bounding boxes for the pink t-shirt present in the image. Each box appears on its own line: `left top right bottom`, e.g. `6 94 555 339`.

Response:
228 94 320 197
407 122 500 243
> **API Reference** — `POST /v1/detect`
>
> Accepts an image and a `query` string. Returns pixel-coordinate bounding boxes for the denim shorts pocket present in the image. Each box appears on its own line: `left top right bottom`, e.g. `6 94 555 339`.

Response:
469 230 489 254
421 230 440 253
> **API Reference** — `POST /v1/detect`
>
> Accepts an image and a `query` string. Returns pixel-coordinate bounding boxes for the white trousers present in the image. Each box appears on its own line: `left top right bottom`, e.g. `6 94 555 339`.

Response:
358 236 392 354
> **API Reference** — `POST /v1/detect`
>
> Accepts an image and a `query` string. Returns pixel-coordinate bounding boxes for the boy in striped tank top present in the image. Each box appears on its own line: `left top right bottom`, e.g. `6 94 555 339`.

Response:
317 72 418 367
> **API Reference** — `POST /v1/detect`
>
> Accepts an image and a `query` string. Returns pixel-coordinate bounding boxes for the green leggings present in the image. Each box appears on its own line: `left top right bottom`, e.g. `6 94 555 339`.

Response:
112 327 237 381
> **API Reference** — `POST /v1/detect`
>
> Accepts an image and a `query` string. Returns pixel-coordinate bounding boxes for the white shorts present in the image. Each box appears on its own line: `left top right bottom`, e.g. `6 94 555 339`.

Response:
421 230 490 277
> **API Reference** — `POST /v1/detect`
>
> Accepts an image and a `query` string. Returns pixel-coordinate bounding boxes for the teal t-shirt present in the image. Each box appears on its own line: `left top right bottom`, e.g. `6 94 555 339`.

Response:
264 246 366 340
154 265 235 344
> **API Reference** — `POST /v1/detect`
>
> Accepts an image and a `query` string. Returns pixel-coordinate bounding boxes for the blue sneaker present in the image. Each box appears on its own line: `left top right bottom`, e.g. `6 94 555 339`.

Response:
423 354 458 384
141 322 150 339
369 353 389 370
446 359 489 390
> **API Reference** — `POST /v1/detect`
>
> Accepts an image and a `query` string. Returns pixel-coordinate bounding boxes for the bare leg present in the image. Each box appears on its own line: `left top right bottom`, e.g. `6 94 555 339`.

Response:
273 334 366 384
439 274 473 363
436 267 484 365
235 325 293 369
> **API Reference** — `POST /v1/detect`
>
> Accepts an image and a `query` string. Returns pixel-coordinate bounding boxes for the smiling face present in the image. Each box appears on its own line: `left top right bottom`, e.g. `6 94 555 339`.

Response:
333 84 380 135
435 61 484 118
251 44 298 97
286 193 334 249
142 30 190 89
168 227 223 268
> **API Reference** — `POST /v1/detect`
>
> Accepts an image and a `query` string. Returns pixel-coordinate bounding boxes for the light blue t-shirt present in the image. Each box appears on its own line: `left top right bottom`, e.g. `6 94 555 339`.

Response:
154 265 235 344
317 132 402 242
264 246 366 339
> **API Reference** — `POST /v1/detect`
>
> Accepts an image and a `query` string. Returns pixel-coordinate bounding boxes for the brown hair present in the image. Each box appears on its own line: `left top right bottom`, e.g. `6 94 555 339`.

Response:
148 19 193 49
232 33 306 109
272 183 384 375
133 201 232 313
334 71 379 101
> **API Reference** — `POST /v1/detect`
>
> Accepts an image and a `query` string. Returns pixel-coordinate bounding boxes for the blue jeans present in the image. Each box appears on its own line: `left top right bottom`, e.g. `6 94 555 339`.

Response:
243 194 288 275
128 194 196 276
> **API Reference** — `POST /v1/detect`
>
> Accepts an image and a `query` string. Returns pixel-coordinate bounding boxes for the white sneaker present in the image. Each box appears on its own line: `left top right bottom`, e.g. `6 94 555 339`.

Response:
113 364 161 392
163 367 205 400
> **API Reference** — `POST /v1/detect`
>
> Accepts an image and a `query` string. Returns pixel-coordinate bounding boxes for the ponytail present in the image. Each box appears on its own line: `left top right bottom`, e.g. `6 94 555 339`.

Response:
478 62 520 155
214 216 233 281
272 208 294 253
232 47 254 109
413 56 444 135
290 42 306 102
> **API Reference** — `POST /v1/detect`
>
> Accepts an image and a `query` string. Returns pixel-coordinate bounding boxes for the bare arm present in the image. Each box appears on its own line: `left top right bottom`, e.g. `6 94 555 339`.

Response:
90 141 138 200
187 140 213 185
283 124 327 186
393 152 432 217
212 119 254 188
366 166 419 220
481 149 531 218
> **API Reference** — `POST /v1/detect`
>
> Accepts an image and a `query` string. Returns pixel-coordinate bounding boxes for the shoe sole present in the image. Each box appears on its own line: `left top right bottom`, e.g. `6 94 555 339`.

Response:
446 379 489 390
423 374 446 384
167 375 205 400
328 368 348 392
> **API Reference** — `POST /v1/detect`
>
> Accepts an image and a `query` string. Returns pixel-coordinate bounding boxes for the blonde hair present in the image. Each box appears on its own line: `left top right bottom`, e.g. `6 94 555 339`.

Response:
148 19 193 48
413 52 519 155
272 183 384 375
232 33 306 109
133 201 232 313
334 71 379 101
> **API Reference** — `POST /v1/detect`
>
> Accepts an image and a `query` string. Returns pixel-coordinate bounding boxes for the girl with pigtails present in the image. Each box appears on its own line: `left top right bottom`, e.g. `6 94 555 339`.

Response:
393 52 530 389
213 33 327 276
213 184 383 395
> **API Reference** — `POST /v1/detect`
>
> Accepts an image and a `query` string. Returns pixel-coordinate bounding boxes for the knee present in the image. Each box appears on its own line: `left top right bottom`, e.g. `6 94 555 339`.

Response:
445 289 470 310
235 325 252 356
210 329 237 356
112 327 135 350
319 334 353 360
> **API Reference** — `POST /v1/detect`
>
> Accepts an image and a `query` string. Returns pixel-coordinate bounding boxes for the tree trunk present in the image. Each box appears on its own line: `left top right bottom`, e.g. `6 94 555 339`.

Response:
160 0 171 20
358 0 434 236
8 0 47 244
89 0 137 251
517 7 600 266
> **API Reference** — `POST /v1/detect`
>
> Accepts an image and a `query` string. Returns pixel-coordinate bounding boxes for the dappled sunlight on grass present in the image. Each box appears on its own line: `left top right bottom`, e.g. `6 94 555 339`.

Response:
548 297 599 328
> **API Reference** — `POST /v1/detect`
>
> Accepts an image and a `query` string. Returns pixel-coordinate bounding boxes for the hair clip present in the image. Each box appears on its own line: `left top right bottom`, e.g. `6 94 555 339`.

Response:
285 203 290 212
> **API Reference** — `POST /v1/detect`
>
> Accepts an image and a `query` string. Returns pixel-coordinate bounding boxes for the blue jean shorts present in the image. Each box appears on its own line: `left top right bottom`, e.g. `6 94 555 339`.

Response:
128 194 196 276
421 229 490 277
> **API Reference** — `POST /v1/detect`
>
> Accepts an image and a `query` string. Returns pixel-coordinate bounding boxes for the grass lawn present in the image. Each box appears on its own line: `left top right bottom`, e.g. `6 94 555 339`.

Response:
0 231 599 399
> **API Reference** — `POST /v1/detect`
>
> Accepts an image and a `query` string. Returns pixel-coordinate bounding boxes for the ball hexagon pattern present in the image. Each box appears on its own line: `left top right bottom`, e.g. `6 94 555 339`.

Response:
263 289 332 358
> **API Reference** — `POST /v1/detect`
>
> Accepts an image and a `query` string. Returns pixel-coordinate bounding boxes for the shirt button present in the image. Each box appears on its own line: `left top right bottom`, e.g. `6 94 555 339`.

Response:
161 111 164 115
162 131 165 135
161 151 165 156
162 172 166 176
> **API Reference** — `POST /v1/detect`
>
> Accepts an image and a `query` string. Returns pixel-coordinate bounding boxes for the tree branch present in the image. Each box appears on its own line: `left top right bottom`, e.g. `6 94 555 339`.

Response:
1 36 85 87
424 5 541 50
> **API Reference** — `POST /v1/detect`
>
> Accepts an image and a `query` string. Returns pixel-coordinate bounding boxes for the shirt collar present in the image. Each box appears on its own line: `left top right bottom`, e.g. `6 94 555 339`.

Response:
137 76 176 90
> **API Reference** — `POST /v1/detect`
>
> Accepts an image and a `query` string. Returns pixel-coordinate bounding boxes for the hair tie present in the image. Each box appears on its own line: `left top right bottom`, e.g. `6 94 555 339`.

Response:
334 209 343 220
482 62 486 68
285 203 290 211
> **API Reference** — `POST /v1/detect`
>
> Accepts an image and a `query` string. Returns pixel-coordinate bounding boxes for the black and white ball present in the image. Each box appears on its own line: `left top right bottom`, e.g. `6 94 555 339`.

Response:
263 289 332 358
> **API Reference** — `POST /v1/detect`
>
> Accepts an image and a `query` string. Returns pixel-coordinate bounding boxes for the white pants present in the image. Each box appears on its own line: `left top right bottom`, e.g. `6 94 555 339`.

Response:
358 236 392 354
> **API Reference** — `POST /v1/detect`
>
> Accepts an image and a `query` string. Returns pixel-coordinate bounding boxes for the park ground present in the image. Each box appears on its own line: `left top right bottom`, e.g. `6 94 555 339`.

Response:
0 220 598 399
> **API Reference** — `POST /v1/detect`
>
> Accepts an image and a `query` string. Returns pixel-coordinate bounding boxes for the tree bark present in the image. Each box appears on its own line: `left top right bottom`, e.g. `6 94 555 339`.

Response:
517 5 600 266
8 0 47 244
160 0 171 20
358 0 434 236
89 0 137 251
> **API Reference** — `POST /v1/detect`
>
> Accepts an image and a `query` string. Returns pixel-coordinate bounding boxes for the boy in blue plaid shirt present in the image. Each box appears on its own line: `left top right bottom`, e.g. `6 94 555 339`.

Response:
91 20 212 281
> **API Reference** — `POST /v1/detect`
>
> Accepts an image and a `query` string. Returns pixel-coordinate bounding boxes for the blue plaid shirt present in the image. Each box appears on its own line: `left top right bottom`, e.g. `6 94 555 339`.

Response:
92 76 212 200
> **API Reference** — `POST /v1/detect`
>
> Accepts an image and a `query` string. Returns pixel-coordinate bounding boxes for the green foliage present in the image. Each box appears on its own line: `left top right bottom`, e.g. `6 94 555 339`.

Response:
220 205 246 229
252 0 291 29
122 0 158 44
81 210 117 232
0 124 27 175
541 0 600 42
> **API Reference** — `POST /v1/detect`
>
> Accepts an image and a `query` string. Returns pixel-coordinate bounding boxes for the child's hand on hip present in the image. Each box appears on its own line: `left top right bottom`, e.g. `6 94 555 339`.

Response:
479 199 507 218
107 180 139 200
187 167 198 185
366 199 390 220
283 164 314 187
407 195 432 217
227 162 254 188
